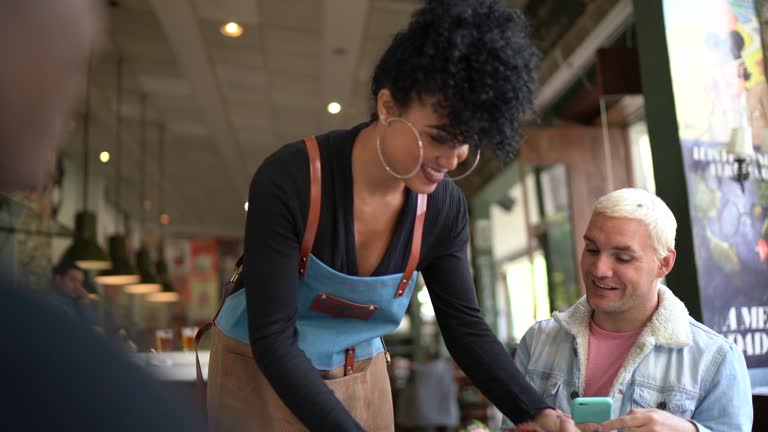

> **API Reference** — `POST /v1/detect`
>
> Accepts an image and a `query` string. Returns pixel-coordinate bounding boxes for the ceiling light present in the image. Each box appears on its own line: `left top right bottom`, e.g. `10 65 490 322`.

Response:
327 102 341 115
124 284 162 294
99 151 110 163
146 291 180 303
220 21 243 38
94 235 141 286
146 256 180 302
150 251 179 302
61 55 111 271
94 56 138 286
62 211 111 270
244 201 249 212
124 247 162 294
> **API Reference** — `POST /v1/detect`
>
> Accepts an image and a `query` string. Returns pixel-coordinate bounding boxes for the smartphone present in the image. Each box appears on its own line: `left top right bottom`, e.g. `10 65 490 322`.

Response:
571 397 614 423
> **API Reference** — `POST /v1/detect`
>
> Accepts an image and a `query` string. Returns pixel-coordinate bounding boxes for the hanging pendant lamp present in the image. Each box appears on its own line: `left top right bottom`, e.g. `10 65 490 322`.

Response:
147 125 179 303
154 246 173 293
125 94 162 294
94 55 139 286
94 234 140 285
61 53 111 270
152 240 179 301
63 212 111 270
124 246 162 294
147 252 180 302
146 257 179 302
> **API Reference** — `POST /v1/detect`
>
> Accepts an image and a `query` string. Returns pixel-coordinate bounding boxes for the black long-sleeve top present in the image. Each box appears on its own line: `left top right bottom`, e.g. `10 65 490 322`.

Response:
242 122 549 430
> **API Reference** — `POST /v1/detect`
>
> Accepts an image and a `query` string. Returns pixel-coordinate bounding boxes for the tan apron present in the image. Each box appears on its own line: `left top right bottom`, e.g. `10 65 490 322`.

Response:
206 326 394 431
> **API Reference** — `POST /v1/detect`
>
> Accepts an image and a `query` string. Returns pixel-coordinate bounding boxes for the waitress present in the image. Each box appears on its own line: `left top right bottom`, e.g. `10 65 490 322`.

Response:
206 1 576 431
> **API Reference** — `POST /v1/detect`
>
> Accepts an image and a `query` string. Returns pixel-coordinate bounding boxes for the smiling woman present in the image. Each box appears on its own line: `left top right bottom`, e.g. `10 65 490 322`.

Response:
201 1 577 431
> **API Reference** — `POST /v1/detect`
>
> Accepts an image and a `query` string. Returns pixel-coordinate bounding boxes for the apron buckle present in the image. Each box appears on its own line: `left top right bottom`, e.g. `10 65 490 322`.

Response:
344 347 356 376
380 337 392 365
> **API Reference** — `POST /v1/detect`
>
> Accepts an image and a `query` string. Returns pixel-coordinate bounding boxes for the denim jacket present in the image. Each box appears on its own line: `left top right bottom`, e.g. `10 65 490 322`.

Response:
514 285 752 432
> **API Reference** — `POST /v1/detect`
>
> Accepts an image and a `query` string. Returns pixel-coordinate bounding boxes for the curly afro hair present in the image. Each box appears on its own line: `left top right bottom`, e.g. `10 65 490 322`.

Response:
371 0 539 160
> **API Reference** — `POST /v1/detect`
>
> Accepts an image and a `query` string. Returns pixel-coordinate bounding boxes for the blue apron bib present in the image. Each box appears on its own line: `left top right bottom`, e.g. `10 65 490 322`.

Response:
216 255 418 370
215 136 428 371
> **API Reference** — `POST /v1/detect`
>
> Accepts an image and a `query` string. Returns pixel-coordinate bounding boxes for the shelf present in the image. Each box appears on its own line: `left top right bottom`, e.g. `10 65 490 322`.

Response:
0 193 73 238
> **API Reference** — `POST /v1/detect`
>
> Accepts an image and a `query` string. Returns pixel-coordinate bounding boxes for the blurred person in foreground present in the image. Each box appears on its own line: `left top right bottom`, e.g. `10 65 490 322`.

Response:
513 188 752 432
0 2 206 431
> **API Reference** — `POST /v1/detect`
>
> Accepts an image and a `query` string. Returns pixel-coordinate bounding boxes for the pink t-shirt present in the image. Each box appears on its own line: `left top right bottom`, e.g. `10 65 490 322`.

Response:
583 320 642 397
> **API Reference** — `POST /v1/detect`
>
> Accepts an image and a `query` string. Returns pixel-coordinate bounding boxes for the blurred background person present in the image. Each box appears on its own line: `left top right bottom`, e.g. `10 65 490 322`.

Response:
46 258 94 324
396 349 460 432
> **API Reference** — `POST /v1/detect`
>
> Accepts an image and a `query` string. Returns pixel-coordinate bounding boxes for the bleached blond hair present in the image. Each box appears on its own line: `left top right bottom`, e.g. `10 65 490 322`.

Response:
592 188 677 258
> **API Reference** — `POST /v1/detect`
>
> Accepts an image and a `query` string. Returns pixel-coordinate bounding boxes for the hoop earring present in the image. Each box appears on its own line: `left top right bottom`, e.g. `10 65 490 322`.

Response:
376 117 424 179
448 149 481 181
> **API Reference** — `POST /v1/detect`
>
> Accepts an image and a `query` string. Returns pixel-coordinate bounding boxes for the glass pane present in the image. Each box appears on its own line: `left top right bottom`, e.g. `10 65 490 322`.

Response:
536 165 580 310
628 121 656 193
504 250 550 342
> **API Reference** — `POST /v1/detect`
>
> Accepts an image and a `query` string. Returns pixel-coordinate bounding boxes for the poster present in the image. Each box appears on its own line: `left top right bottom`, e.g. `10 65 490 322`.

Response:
167 237 191 300
664 0 768 367
217 238 243 290
188 238 220 322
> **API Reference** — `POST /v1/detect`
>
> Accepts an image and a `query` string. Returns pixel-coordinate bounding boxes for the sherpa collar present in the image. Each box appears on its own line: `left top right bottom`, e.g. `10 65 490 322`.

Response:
552 285 692 394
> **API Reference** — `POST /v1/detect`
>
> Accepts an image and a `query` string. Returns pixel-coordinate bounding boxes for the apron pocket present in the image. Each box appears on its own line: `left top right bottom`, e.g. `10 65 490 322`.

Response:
324 369 370 429
219 350 298 431
309 292 380 320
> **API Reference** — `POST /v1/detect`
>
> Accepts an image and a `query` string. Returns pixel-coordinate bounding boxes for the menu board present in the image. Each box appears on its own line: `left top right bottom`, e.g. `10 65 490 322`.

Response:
663 0 768 368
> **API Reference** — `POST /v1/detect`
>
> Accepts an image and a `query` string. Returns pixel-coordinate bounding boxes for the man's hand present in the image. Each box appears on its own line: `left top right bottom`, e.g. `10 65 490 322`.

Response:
599 408 697 432
72 285 91 304
531 408 580 432
574 422 601 432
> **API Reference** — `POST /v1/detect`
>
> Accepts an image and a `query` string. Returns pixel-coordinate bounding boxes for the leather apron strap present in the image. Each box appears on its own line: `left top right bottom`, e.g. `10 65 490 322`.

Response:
298 135 428 292
194 255 242 408
195 136 319 408
395 193 427 298
298 135 321 276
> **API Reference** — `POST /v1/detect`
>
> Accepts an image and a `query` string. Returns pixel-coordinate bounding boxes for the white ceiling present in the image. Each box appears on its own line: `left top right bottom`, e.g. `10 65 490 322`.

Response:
64 0 421 237
61 0 615 238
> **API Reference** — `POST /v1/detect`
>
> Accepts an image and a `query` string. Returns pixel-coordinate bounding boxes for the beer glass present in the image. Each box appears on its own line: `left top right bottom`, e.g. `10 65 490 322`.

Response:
155 328 174 352
181 326 198 351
